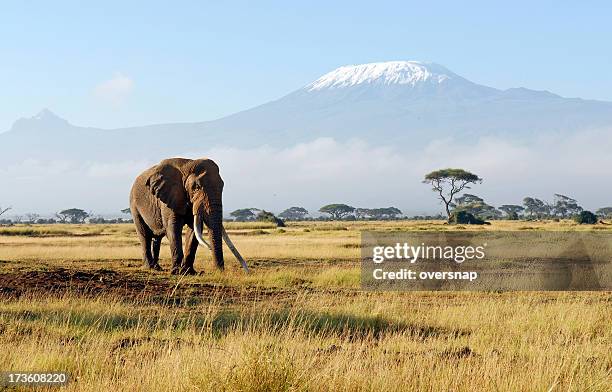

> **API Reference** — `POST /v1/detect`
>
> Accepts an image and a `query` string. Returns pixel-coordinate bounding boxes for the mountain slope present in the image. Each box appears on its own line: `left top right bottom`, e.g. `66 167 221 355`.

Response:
205 61 612 144
2 61 612 163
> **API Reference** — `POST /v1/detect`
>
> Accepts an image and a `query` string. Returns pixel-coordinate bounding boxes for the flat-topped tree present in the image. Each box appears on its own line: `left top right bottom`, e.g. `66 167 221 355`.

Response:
499 205 525 220
354 207 402 220
451 194 501 219
279 207 309 221
552 194 582 218
423 169 482 219
57 208 89 223
256 210 285 227
319 204 355 220
452 194 483 206
230 208 259 222
523 197 551 219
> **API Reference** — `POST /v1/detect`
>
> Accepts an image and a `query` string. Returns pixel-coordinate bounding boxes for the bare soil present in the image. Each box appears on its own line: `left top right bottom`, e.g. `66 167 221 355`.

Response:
0 267 296 304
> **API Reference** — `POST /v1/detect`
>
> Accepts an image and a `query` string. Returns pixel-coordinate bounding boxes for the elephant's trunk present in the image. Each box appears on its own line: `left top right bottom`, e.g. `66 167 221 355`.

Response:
207 201 225 270
194 198 249 272
193 199 224 269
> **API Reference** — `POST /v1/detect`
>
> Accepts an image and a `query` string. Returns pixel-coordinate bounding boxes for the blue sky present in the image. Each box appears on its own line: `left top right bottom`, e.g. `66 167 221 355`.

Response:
1 1 611 131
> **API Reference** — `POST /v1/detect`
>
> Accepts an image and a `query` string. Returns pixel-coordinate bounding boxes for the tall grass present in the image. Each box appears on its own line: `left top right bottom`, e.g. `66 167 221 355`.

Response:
0 292 609 391
0 221 610 391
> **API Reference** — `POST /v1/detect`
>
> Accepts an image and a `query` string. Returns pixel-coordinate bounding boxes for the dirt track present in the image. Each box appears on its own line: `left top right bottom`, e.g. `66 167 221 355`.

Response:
0 267 298 304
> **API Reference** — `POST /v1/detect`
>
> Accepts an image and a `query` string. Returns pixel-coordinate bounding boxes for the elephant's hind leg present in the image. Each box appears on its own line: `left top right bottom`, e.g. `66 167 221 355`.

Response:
133 210 162 271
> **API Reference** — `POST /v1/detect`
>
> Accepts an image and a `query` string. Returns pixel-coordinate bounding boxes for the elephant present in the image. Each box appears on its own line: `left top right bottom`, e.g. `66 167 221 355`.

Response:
129 157 249 274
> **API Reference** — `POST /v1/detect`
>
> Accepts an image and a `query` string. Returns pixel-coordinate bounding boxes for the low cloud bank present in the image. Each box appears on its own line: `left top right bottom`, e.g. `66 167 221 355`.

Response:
2 129 611 216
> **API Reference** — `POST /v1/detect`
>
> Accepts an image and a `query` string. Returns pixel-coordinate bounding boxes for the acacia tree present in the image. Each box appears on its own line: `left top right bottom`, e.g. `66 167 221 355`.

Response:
499 205 524 220
319 204 355 220
279 207 309 221
354 208 372 219
552 194 582 218
523 197 551 219
596 207 612 219
452 195 501 219
230 208 259 221
375 207 403 220
256 210 285 227
451 194 490 217
423 169 482 218
57 208 89 223
452 194 483 206
355 207 403 220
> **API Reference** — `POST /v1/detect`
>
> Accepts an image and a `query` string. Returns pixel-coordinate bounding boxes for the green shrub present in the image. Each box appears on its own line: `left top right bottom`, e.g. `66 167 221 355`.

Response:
574 211 597 224
256 210 285 227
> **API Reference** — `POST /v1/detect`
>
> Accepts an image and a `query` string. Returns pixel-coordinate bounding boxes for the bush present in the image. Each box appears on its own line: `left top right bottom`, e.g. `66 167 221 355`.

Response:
507 211 519 220
256 210 285 227
448 211 489 225
574 211 598 224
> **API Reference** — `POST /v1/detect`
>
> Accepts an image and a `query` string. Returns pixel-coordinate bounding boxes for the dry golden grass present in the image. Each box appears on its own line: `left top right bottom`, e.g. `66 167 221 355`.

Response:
0 220 610 391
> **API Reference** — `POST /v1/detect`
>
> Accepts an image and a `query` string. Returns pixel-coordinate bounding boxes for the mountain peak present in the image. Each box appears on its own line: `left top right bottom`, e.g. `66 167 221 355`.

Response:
306 61 458 91
33 108 62 120
9 109 70 133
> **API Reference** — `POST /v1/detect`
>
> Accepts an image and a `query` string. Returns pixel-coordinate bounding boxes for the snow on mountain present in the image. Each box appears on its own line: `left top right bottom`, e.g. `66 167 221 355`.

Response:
306 61 454 91
2 60 612 162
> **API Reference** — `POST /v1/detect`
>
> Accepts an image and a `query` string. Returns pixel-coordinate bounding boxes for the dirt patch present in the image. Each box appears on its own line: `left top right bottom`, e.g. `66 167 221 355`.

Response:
0 267 292 304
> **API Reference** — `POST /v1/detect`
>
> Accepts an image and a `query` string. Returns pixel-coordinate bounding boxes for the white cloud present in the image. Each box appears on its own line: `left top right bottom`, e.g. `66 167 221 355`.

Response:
185 131 612 215
93 73 134 106
2 130 612 216
86 160 151 178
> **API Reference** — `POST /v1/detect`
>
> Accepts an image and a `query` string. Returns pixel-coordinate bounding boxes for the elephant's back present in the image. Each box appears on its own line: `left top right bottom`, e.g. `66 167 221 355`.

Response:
130 168 153 202
130 168 165 233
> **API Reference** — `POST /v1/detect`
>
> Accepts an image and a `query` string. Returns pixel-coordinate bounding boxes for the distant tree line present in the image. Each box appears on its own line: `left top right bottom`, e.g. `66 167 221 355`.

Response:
0 208 134 225
229 205 404 223
446 193 608 221
2 180 610 226
421 168 609 224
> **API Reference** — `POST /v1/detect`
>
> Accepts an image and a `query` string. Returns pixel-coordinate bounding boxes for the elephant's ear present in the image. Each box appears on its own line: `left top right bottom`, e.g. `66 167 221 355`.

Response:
146 163 188 213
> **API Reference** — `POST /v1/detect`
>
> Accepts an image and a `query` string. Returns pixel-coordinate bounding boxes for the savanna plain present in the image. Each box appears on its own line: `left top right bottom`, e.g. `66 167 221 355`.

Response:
0 220 610 391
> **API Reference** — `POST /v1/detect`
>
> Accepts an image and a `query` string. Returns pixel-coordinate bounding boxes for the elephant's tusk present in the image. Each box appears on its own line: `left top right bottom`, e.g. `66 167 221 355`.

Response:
222 226 250 273
193 215 211 250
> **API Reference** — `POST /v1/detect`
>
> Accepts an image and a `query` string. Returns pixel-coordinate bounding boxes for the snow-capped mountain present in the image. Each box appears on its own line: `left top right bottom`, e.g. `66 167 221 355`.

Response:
306 61 454 90
2 60 612 163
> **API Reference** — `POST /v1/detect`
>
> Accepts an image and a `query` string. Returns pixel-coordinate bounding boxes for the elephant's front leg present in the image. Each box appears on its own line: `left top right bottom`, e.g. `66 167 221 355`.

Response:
166 217 185 275
181 227 199 275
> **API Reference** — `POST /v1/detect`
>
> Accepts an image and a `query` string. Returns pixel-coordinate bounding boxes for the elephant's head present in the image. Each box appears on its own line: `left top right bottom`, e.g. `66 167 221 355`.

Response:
146 158 248 272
